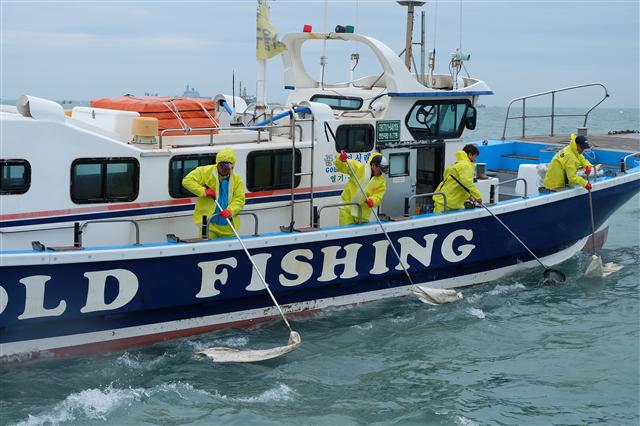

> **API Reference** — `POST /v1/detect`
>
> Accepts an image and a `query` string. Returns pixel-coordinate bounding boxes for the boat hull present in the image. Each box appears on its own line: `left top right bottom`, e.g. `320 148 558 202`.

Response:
1 175 638 361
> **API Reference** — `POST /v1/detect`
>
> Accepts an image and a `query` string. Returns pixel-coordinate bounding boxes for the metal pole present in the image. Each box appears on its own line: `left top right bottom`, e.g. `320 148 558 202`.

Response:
522 99 526 139
551 91 555 137
420 11 426 84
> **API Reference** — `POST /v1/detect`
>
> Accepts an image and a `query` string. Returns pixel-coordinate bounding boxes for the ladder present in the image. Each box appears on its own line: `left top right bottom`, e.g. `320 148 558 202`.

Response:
280 105 316 232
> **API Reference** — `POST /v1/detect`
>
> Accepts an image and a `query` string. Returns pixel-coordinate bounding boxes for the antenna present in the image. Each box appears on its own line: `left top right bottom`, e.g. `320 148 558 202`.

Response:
232 70 236 114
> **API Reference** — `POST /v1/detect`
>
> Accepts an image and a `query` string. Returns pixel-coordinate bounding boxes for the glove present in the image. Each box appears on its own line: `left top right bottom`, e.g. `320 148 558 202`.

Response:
339 151 348 163
585 183 592 191
365 198 374 208
585 166 592 176
204 188 216 198
220 209 232 219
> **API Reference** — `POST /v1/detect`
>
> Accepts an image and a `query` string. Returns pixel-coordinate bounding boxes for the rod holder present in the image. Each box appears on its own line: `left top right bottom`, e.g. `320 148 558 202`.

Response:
201 215 208 239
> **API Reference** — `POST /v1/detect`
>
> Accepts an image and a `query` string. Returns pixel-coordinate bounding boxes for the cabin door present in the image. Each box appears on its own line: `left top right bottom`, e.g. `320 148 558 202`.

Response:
379 147 416 218
415 144 445 213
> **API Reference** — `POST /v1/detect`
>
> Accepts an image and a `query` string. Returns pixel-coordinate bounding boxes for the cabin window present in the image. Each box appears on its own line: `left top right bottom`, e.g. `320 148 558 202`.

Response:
389 153 410 177
0 159 31 194
247 149 301 192
310 95 363 111
169 154 217 198
405 100 472 140
71 158 139 204
335 124 375 153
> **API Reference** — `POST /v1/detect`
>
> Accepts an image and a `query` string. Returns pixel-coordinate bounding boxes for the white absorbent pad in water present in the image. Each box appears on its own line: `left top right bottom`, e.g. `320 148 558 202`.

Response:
412 286 463 305
585 255 624 278
196 331 301 363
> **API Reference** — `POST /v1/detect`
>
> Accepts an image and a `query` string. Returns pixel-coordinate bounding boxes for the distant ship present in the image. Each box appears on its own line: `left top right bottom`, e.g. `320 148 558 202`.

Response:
476 103 487 108
181 84 207 99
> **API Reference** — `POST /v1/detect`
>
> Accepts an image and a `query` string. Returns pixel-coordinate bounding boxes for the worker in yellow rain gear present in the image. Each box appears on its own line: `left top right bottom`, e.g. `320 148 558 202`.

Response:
433 144 483 213
182 147 246 239
335 151 388 225
543 134 593 191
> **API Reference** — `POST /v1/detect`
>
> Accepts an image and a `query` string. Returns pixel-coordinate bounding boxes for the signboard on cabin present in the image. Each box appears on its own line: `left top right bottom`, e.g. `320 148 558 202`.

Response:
376 120 401 143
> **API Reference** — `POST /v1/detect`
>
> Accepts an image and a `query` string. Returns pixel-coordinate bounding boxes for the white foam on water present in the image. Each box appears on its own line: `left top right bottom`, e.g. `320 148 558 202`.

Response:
467 308 486 319
213 336 249 348
351 322 373 330
115 351 169 370
488 283 526 296
390 315 414 323
236 383 295 403
16 385 147 426
455 415 479 426
15 381 207 426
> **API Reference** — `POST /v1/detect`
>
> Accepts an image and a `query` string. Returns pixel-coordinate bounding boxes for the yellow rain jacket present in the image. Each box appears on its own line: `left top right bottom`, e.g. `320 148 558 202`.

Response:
182 148 246 238
543 136 592 190
433 150 482 213
334 152 387 225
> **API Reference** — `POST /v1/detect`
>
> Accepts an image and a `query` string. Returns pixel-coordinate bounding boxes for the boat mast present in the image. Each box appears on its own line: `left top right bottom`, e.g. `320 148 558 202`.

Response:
397 1 425 72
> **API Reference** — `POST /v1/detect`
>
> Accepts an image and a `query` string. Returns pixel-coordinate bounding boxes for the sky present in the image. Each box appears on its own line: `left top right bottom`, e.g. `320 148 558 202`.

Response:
1 0 639 108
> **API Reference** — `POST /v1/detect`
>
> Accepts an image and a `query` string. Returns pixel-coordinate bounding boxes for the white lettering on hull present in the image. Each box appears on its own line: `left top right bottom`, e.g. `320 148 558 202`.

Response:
441 229 475 262
195 257 238 298
80 269 139 313
6 229 477 321
18 275 66 319
279 249 314 287
396 234 438 270
244 253 273 291
318 244 362 282
0 286 7 314
369 240 390 275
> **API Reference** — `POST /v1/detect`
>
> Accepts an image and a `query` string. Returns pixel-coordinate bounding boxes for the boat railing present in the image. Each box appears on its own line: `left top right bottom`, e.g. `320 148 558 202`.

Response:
493 178 529 198
206 211 260 237
501 83 609 140
314 203 362 227
621 152 640 173
78 219 141 247
158 122 307 149
404 192 447 216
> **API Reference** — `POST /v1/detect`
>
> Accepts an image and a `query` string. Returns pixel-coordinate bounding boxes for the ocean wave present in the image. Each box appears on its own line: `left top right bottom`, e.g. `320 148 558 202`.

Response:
467 308 486 319
14 382 205 426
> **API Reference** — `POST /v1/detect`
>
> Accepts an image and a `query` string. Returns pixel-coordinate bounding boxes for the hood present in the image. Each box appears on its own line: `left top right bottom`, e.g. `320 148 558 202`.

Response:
569 134 580 155
368 151 382 165
216 147 237 165
455 150 470 162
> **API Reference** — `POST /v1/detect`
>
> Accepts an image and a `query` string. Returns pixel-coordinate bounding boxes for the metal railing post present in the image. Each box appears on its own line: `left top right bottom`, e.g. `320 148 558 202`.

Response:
550 91 555 137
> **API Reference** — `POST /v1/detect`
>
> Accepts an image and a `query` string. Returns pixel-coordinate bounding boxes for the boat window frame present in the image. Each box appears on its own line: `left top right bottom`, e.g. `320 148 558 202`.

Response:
310 94 363 111
70 157 140 204
168 153 217 198
246 148 302 192
335 124 375 153
388 153 410 177
0 159 31 195
405 99 474 140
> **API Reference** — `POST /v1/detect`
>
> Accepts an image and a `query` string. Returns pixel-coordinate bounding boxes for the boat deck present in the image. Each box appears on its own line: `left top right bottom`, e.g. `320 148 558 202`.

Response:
508 133 640 153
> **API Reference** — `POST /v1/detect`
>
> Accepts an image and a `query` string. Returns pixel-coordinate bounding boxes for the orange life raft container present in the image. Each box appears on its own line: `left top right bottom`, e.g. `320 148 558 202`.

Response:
90 96 219 136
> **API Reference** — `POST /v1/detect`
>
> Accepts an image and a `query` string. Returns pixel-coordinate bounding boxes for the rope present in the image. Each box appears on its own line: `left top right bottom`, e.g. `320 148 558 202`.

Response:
196 101 220 127
164 100 189 130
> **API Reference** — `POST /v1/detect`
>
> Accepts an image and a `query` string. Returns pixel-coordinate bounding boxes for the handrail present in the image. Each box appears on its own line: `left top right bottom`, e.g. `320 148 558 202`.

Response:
79 219 141 247
501 83 609 140
315 202 362 227
158 122 310 148
621 152 640 173
495 178 528 198
338 110 376 118
404 192 447 215
207 211 259 237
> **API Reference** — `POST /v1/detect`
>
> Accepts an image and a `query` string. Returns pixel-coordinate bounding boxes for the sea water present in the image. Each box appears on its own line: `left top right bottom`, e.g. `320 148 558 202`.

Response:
1 107 639 425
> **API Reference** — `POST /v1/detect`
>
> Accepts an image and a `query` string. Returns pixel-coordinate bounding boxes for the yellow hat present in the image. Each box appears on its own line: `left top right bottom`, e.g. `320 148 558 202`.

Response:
216 147 237 165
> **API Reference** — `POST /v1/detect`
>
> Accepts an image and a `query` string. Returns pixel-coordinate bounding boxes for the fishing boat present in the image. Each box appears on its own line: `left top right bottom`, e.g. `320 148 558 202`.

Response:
1 19 639 361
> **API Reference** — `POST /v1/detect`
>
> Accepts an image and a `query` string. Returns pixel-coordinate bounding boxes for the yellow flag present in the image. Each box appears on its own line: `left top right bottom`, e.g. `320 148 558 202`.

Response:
256 0 286 60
